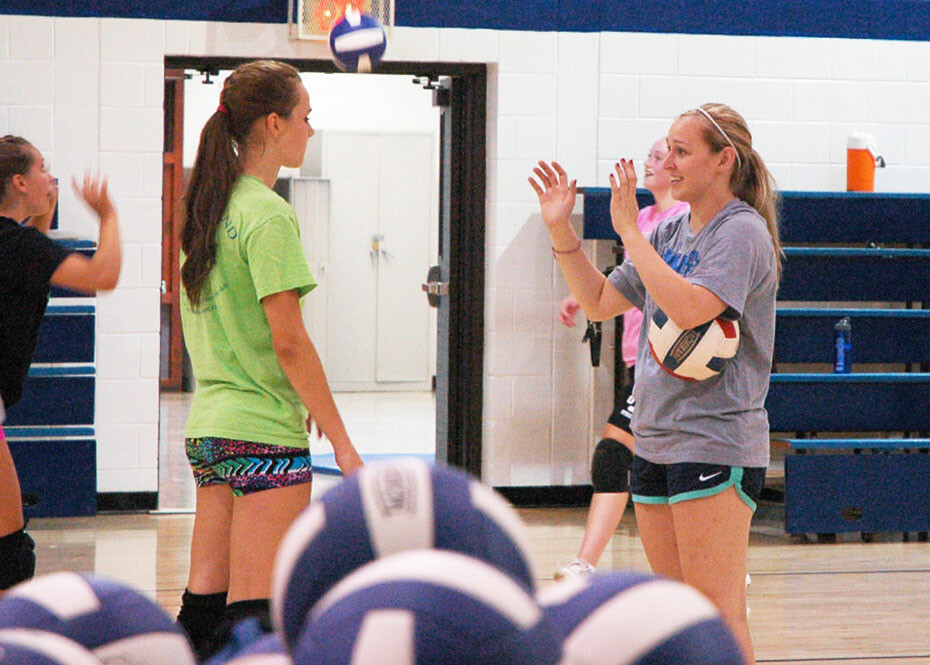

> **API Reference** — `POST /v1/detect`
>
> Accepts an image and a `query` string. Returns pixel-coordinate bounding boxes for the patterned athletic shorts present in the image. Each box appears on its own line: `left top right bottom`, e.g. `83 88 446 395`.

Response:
185 437 313 497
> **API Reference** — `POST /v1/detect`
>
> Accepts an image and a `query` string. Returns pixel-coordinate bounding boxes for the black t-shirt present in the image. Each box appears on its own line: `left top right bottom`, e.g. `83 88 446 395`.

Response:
0 216 71 408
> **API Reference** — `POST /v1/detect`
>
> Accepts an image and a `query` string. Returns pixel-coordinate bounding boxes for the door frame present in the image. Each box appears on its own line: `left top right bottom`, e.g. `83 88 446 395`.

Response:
163 57 486 478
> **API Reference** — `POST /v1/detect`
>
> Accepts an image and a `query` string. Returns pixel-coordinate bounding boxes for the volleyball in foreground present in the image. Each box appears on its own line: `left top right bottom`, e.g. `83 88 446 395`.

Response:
271 458 536 649
328 6 387 73
0 573 197 665
0 629 103 665
538 571 745 665
213 632 289 665
292 550 561 665
647 308 739 381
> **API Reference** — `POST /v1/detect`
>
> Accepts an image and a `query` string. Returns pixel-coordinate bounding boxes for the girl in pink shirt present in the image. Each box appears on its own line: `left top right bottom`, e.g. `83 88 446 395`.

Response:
556 138 688 580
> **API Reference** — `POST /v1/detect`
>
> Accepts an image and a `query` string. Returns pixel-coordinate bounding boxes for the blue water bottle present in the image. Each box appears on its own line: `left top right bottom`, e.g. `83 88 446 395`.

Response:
834 317 852 373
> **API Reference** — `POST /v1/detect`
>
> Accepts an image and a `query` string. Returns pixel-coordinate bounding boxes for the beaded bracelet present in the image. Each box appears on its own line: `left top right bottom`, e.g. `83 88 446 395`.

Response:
551 239 582 259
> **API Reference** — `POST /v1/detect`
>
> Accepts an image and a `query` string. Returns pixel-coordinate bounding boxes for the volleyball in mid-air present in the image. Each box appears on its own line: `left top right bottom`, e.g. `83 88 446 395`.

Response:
647 308 740 381
328 6 387 73
271 458 537 650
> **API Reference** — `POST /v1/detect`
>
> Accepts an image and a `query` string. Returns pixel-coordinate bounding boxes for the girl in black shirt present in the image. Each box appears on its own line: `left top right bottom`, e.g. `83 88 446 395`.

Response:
0 135 122 590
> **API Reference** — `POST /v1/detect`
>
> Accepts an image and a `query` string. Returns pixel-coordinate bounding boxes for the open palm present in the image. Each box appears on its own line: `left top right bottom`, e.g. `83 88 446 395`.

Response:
528 161 577 229
609 159 640 237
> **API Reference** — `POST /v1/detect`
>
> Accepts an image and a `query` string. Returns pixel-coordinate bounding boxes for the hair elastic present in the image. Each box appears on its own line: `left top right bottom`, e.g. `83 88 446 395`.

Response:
217 104 229 115
694 107 742 169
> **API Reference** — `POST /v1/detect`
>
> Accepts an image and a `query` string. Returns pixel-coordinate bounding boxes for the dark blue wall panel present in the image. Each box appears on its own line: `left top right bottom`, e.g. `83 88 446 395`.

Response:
0 0 286 22
396 0 559 31
7 439 97 518
5 0 930 41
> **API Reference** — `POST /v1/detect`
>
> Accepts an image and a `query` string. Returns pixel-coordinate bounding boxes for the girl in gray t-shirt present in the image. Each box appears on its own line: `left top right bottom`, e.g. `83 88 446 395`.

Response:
529 103 781 664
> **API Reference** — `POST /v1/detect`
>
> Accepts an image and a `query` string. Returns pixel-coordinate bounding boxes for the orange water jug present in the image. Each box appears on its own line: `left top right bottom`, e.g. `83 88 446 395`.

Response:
846 132 885 192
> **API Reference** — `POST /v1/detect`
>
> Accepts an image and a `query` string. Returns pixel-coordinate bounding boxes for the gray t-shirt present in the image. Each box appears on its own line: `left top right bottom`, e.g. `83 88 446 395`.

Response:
608 198 777 468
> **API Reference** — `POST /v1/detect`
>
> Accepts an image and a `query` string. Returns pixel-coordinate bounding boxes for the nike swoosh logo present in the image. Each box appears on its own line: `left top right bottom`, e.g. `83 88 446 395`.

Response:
698 471 723 482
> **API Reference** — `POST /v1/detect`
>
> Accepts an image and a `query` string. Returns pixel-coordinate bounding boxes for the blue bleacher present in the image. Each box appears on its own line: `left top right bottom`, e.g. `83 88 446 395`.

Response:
771 192 930 537
582 189 930 537
6 240 98 518
779 247 930 301
775 308 930 364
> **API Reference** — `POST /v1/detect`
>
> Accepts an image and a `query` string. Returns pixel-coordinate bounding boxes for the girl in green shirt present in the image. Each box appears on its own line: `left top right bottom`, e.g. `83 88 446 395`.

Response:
176 60 362 658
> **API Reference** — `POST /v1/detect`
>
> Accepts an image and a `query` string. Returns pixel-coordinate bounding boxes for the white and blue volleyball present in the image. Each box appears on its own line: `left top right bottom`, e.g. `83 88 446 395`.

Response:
214 633 290 665
292 550 561 665
203 619 287 665
328 7 387 73
647 308 739 381
538 572 745 665
0 629 103 665
271 459 536 649
0 573 197 665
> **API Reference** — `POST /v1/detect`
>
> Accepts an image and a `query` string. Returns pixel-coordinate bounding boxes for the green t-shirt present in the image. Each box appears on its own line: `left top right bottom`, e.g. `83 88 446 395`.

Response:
180 175 317 448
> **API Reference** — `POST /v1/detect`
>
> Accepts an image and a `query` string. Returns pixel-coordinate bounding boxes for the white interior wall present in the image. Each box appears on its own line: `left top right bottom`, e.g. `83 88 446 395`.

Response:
3 14 930 490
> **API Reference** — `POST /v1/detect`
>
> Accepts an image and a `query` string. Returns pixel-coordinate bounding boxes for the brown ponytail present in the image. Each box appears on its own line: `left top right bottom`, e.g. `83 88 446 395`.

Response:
0 135 36 205
181 60 302 305
680 103 784 282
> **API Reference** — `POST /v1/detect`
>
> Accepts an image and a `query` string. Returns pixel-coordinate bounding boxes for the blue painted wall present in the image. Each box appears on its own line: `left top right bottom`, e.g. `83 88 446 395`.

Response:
4 0 930 41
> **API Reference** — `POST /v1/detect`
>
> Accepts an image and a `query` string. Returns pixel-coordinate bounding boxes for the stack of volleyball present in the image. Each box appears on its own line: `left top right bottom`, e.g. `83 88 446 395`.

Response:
328 5 387 73
0 630 104 665
0 572 197 665
538 571 746 665
271 459 551 664
293 550 560 665
266 457 749 665
647 307 740 381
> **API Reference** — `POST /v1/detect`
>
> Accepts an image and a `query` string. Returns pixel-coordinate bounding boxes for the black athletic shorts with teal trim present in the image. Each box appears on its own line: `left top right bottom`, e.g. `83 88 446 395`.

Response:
630 456 766 512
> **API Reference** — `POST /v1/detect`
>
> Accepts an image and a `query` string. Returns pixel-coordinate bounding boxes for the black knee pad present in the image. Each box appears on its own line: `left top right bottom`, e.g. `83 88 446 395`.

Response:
591 438 634 493
0 528 36 590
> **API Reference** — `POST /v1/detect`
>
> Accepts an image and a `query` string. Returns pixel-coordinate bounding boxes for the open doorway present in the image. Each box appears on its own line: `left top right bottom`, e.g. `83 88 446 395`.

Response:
158 58 486 510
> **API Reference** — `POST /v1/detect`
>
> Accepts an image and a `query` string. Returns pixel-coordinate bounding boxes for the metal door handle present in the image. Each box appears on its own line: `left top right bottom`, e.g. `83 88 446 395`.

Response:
422 265 447 307
421 281 449 296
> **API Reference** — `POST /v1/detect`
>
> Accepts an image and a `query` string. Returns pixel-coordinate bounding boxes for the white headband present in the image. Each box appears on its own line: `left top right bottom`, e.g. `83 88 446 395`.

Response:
694 107 742 169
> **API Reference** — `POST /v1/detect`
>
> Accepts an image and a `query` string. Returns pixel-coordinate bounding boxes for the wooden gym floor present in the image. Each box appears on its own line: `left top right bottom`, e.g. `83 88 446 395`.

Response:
24 392 930 663
27 497 930 663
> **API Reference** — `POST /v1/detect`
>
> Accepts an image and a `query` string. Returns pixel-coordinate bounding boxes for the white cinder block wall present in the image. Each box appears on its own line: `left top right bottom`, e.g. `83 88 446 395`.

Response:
2 14 930 492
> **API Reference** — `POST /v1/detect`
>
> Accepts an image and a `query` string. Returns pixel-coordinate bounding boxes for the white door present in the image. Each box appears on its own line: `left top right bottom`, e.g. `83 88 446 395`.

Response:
291 178 330 365
323 133 380 386
318 131 434 390
376 133 432 382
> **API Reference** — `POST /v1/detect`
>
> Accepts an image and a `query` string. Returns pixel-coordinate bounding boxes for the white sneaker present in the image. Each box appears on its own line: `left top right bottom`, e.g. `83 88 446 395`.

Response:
554 557 595 581
746 573 752 587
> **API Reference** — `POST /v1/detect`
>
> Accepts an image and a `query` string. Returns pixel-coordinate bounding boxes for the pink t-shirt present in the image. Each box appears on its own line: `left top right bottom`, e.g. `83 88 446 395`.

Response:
621 201 690 366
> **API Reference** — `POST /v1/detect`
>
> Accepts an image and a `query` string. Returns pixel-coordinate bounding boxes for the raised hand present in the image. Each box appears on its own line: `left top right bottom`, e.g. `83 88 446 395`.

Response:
528 160 577 229
608 159 639 238
72 172 116 221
